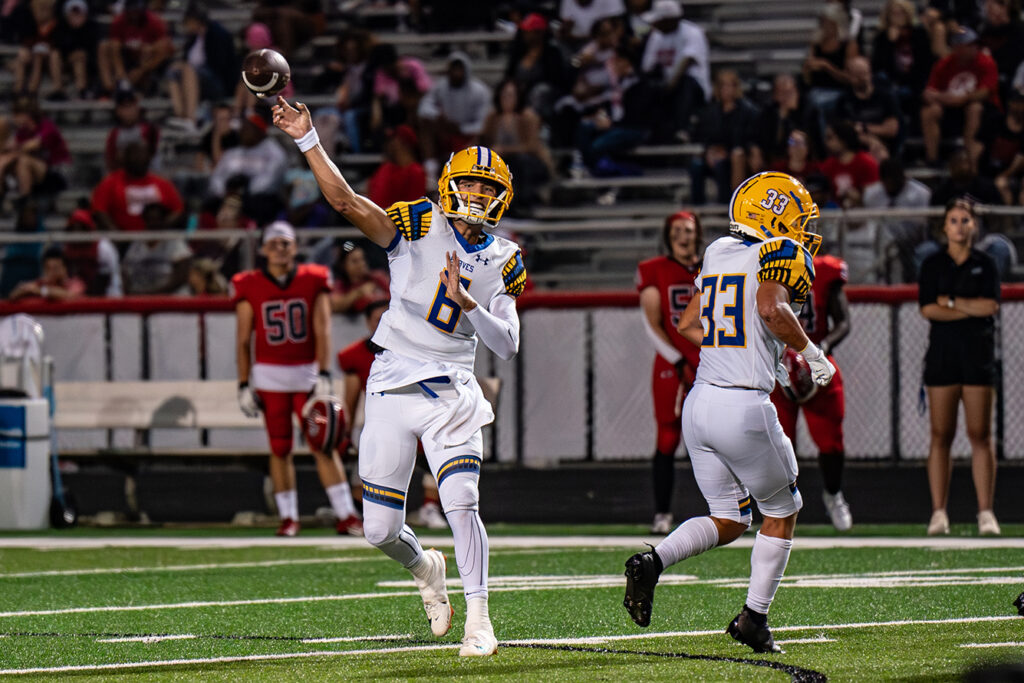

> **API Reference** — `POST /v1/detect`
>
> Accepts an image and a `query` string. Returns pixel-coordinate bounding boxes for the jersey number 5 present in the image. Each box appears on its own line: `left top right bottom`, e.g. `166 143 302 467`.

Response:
700 274 746 348
426 272 471 334
263 299 308 344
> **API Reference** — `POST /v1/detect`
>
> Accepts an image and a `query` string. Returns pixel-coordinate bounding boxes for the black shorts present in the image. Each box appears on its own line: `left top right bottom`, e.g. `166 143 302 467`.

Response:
923 334 996 387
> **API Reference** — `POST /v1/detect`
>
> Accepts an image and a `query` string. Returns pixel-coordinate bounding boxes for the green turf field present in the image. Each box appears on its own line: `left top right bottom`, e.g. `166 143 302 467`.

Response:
0 525 1021 681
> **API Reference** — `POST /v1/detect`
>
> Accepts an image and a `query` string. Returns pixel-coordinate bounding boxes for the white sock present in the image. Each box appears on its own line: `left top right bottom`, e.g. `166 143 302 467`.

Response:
465 595 491 636
655 516 719 568
746 531 793 614
326 482 356 518
274 490 298 521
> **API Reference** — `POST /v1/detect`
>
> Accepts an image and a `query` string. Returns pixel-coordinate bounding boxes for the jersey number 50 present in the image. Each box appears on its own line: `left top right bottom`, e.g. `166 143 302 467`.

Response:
426 273 472 334
700 274 746 348
263 299 308 344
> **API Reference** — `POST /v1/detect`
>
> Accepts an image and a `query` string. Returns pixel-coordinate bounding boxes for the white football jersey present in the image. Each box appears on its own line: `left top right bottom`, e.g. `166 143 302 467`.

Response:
693 235 815 393
368 198 526 391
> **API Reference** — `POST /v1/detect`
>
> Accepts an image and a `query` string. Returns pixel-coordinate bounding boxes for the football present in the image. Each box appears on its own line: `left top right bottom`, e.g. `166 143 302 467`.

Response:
302 395 345 455
241 48 290 98
780 347 819 404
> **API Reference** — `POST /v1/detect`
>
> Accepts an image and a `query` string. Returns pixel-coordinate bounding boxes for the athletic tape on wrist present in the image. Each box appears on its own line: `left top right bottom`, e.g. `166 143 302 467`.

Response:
295 128 320 153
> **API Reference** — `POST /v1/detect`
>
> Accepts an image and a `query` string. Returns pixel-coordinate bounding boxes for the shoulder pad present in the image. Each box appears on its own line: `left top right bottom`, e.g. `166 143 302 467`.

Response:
757 239 815 304
501 250 527 298
386 198 433 241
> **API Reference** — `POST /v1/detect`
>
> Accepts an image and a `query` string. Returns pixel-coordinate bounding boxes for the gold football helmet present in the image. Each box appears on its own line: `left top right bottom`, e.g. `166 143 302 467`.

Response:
728 172 821 256
438 146 514 227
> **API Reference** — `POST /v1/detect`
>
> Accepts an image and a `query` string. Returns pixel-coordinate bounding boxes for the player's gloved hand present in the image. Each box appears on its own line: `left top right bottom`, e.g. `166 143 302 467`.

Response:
774 361 791 388
238 382 262 418
313 370 332 397
799 342 836 387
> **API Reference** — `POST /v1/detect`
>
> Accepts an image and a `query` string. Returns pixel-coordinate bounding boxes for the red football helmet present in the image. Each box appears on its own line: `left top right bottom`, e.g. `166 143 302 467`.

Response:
302 395 346 455
780 348 819 404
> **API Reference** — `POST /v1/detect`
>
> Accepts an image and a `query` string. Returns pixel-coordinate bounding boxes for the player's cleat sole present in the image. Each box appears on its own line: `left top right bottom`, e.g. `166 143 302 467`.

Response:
459 628 498 657
414 549 453 637
727 606 782 653
823 491 853 531
1014 592 1024 616
275 518 300 537
335 515 364 536
623 547 663 627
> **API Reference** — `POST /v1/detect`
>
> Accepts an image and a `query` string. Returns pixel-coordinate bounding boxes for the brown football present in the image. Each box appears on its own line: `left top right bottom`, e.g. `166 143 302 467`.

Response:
241 48 290 98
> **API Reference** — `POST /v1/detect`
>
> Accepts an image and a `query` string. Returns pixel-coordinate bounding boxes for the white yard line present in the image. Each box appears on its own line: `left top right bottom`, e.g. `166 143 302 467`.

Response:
958 642 1024 648
0 556 376 580
775 636 837 645
300 634 412 644
96 635 197 644
0 535 1022 550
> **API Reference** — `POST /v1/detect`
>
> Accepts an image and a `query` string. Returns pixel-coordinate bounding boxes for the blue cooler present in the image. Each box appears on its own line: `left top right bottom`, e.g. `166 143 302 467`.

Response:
0 398 50 529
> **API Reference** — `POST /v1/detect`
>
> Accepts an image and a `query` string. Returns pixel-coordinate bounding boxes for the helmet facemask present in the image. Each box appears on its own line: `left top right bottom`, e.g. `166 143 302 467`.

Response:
445 177 509 227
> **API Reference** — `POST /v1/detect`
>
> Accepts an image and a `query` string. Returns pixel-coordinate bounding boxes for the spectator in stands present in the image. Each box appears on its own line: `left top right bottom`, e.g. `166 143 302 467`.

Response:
104 89 159 171
771 129 820 183
871 0 937 115
505 12 570 121
863 158 933 281
836 56 902 161
232 22 295 116
165 3 239 133
930 147 1003 207
994 92 1024 204
819 120 880 208
831 0 864 50
9 247 85 302
195 103 239 171
979 0 1024 103
481 79 554 213
251 0 323 59
922 0 981 59
208 112 288 225
280 167 334 229
97 0 174 97
0 199 43 299
802 3 858 143
193 175 254 273
757 74 811 167
330 241 389 315
186 258 228 296
559 0 626 50
920 28 1000 168
918 198 1001 537
367 125 426 210
312 30 371 155
640 0 710 142
62 207 122 297
121 203 193 295
551 17 621 149
1 95 70 204
92 141 184 233
49 0 100 101
11 0 57 97
365 43 432 149
689 69 760 205
574 46 656 179
418 52 491 187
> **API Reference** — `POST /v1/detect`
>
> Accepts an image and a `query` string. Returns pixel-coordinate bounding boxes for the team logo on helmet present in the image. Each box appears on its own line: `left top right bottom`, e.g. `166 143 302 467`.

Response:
302 395 345 455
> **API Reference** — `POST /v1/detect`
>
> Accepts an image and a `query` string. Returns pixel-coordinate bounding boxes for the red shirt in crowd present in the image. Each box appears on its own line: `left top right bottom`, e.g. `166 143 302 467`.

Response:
926 50 1001 108
108 10 168 64
16 118 70 166
231 264 332 366
368 162 426 209
819 151 880 202
90 169 184 231
333 271 390 315
337 338 376 388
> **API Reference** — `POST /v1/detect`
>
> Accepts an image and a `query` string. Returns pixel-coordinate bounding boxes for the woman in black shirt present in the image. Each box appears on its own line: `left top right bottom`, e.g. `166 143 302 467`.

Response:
918 199 1000 537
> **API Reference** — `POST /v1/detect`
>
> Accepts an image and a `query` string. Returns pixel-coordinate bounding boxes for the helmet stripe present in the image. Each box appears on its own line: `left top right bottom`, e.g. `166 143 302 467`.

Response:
788 191 804 212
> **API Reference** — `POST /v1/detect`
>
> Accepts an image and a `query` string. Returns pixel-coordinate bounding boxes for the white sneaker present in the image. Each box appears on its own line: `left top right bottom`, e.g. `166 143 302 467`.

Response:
978 510 1001 536
413 549 453 637
419 502 448 530
459 627 498 657
823 491 853 531
649 512 673 534
927 509 950 536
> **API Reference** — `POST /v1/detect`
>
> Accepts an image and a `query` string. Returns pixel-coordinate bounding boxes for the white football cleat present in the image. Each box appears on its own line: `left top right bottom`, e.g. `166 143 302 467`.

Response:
823 491 852 531
977 510 1001 536
927 509 950 536
413 549 453 637
459 627 498 657
649 512 673 535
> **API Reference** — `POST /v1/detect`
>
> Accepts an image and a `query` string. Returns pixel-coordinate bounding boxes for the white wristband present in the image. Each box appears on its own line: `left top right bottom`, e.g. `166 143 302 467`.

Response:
295 128 320 153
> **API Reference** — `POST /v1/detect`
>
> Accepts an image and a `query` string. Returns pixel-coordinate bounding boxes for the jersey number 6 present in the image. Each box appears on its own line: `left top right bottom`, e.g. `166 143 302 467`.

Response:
426 273 471 334
700 274 746 348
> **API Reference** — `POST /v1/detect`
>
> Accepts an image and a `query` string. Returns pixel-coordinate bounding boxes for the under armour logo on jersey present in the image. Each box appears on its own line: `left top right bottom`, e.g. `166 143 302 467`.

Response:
476 255 489 265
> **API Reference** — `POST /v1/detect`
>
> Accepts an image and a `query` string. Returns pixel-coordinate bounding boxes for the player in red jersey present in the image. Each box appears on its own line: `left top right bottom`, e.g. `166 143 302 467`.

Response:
233 221 363 537
636 211 703 534
337 298 447 530
770 253 853 530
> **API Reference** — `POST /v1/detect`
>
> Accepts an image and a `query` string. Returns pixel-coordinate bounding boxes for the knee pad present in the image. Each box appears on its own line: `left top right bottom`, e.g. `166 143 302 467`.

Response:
758 482 803 519
362 506 405 548
438 473 479 513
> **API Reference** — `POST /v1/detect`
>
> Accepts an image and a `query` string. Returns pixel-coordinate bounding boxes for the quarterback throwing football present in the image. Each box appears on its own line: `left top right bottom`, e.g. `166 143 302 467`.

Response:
623 172 835 653
273 96 526 657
